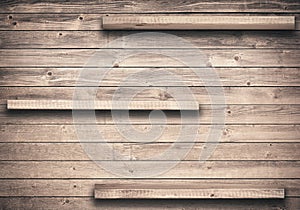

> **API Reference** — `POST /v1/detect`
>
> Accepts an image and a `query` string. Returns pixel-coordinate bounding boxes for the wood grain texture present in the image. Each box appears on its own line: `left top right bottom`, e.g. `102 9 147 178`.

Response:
1 105 299 124
0 0 299 208
1 87 299 105
1 68 299 87
7 100 199 110
1 124 299 143
94 188 284 199
102 15 295 30
0 143 298 161
0 197 299 210
1 49 299 67
0 161 299 178
1 14 300 31
1 0 299 13
1 179 299 197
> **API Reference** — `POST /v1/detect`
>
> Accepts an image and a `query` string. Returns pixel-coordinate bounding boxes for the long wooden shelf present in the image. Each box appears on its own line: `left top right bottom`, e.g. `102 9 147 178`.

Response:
7 100 199 110
94 184 285 199
102 15 295 30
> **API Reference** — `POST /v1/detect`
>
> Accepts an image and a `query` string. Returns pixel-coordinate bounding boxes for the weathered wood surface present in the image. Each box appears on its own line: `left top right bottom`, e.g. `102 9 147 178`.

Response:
0 143 298 161
1 14 300 30
0 161 299 178
0 179 298 197
1 87 299 105
7 100 199 110
1 0 299 207
1 124 299 143
1 105 299 124
2 31 300 49
0 197 299 210
95 188 285 199
102 15 295 30
1 0 300 13
1 68 299 87
1 49 299 67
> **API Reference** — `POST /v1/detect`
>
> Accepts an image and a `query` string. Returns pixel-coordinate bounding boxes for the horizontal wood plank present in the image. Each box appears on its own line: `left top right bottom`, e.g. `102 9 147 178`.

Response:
102 15 295 30
1 0 299 13
1 68 299 87
1 14 300 31
94 188 284 199
1 87 299 105
1 105 299 124
0 161 299 178
0 49 299 67
1 124 299 143
1 179 299 197
0 197 299 209
2 31 300 49
0 143 298 161
7 100 199 110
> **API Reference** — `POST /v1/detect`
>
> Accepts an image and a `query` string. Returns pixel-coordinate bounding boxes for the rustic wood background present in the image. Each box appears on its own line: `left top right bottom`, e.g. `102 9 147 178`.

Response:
0 0 300 209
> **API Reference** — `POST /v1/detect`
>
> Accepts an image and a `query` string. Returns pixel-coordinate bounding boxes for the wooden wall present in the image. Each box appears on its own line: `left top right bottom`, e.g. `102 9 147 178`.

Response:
0 0 300 209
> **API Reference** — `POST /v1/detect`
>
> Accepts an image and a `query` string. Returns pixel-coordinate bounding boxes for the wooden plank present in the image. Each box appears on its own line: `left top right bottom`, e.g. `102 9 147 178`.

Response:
1 14 300 31
0 143 298 161
1 104 299 124
1 49 299 67
1 0 299 13
0 161 299 178
7 100 199 110
0 179 299 197
0 197 299 210
0 68 299 87
94 187 284 199
107 31 300 49
1 125 299 143
3 31 300 49
102 15 295 30
1 87 300 105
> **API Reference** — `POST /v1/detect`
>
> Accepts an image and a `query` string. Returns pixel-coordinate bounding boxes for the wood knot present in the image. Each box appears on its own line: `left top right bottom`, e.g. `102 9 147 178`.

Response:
59 32 63 36
206 62 212 67
12 21 17 26
78 16 84 20
210 193 215 197
159 92 172 100
234 55 240 61
8 15 13 20
246 81 251 86
47 71 53 76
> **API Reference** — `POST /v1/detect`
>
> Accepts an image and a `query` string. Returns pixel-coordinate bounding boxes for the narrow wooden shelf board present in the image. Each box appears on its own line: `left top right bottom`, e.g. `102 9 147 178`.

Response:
7 100 199 110
102 15 295 30
94 184 285 199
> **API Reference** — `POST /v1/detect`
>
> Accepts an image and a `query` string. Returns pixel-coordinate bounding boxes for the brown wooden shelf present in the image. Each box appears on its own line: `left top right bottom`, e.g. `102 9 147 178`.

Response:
102 15 295 30
7 100 199 110
94 183 285 199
